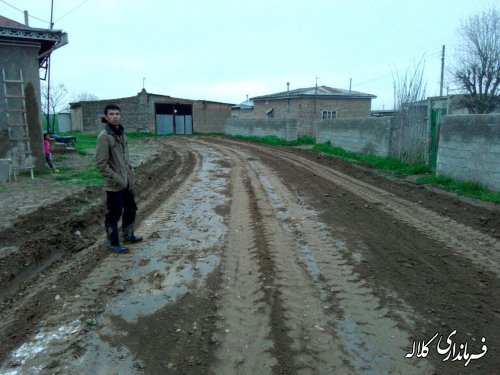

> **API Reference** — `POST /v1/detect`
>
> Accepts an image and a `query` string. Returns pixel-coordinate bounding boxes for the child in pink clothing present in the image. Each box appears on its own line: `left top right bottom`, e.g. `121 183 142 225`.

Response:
43 133 59 172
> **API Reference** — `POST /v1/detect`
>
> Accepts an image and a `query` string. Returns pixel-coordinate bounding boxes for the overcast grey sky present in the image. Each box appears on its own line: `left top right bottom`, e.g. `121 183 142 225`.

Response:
1 0 496 109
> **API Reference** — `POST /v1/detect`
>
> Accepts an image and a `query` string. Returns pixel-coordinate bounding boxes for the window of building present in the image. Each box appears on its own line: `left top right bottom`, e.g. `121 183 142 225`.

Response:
266 108 275 119
321 110 337 119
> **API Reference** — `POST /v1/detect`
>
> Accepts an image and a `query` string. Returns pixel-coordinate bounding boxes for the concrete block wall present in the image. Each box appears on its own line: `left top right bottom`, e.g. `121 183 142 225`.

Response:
78 95 156 133
224 118 298 142
316 117 395 157
437 114 500 191
193 101 232 133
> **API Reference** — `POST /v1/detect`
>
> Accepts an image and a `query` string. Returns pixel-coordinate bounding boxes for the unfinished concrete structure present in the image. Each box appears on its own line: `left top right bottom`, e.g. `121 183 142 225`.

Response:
0 15 67 172
70 89 233 134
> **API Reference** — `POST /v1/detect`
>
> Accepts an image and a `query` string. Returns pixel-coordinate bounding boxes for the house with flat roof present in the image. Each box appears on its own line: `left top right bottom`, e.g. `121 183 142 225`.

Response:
232 85 376 135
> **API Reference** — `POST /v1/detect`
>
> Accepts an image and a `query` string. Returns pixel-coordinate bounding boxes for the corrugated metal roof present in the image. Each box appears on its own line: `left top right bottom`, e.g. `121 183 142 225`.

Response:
251 85 376 101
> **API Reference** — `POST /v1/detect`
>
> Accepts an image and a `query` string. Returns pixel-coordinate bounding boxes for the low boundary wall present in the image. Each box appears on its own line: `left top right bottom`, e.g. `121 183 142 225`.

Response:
316 117 395 157
224 118 297 142
437 114 500 191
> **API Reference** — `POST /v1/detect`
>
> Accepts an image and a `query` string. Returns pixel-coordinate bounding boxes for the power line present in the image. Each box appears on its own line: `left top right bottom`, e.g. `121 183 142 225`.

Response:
0 0 50 24
352 51 442 87
365 0 430 50
55 0 90 22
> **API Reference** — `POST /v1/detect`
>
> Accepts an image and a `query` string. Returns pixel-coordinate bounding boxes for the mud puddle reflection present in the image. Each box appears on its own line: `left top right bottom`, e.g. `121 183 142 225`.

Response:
0 149 231 375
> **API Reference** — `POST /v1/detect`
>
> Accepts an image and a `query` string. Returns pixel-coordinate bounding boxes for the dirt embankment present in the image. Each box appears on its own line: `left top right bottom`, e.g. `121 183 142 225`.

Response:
0 141 197 361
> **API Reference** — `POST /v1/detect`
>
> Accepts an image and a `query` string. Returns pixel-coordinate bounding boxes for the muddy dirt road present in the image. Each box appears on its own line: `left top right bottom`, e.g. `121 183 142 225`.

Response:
0 137 498 374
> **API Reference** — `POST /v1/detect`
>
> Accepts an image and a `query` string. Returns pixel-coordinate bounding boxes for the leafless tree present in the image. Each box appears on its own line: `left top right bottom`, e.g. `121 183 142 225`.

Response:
41 83 68 132
451 7 500 113
71 92 99 102
391 57 428 164
392 57 427 111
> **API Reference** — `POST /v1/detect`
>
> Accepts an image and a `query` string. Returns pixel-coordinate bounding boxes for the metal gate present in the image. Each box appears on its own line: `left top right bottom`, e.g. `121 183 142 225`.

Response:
429 100 447 171
156 115 174 134
155 103 193 134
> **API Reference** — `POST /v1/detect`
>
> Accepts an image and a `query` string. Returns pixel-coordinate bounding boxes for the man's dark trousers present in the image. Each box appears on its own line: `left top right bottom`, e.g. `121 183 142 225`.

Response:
105 189 137 244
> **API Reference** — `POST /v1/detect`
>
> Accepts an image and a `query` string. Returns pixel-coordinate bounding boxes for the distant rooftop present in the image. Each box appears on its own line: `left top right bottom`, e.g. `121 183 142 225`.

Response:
0 15 24 27
232 99 254 110
252 85 376 101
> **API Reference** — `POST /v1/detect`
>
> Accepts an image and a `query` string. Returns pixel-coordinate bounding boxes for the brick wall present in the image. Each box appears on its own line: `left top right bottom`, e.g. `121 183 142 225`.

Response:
252 97 372 136
437 114 500 191
224 118 298 141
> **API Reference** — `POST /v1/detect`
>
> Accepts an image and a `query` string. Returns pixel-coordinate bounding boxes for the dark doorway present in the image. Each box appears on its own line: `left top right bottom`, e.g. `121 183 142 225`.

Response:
155 103 193 134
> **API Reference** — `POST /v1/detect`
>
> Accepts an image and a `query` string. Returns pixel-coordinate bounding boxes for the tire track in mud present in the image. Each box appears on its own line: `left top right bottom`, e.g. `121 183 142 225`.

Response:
208 143 347 375
195 139 431 375
219 140 500 277
0 147 200 373
210 163 277 375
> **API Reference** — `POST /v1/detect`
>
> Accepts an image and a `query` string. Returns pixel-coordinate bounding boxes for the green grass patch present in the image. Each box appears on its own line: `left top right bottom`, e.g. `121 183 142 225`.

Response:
222 134 316 147
18 169 50 178
54 165 103 186
60 133 97 155
416 175 500 203
61 131 171 155
312 142 430 176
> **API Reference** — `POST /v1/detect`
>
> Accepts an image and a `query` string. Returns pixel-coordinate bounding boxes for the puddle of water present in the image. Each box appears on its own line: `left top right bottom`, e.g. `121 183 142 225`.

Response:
351 251 364 263
0 246 17 259
69 334 141 375
1 149 232 374
250 160 426 374
104 152 229 323
1 320 81 374
298 244 321 279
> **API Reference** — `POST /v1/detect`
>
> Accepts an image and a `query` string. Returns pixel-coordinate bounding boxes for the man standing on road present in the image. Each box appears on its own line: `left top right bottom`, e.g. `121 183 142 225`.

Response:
96 104 143 253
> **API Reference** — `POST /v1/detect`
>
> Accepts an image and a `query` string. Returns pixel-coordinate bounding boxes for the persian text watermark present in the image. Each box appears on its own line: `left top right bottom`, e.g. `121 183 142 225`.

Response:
405 330 487 367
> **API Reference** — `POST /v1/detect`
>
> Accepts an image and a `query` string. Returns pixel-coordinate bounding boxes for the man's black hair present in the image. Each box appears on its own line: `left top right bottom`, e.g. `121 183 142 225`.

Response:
104 104 120 115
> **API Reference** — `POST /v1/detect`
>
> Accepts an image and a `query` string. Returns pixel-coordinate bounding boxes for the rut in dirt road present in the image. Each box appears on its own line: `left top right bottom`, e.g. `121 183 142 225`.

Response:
202 140 431 375
1 137 498 375
206 137 499 375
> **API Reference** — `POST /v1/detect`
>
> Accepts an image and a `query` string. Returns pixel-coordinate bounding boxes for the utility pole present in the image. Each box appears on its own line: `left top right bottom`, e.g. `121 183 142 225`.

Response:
439 45 445 97
46 0 55 132
286 82 290 114
314 76 319 118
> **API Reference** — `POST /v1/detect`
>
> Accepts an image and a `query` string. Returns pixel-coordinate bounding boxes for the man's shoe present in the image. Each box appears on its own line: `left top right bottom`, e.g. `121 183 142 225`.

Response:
109 244 129 253
123 224 143 244
106 222 129 253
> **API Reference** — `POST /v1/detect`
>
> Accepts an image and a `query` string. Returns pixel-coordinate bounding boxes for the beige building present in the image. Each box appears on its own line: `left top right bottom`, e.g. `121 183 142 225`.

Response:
232 85 376 136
